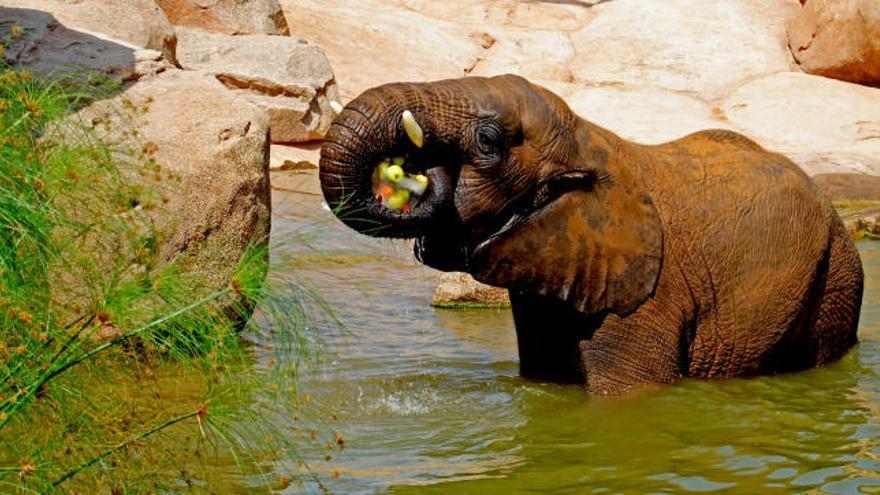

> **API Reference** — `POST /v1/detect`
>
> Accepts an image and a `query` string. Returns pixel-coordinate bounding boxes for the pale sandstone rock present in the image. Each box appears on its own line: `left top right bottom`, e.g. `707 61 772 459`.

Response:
175 27 339 143
565 85 731 144
568 0 797 98
1 0 178 65
156 0 290 36
279 0 480 97
398 0 595 31
79 70 271 295
788 0 880 85
0 8 172 84
432 272 510 308
279 0 586 98
468 28 575 85
722 71 880 175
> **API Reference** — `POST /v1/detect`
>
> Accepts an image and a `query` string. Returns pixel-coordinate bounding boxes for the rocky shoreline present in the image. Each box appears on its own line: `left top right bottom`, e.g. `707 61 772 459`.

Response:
1 0 340 305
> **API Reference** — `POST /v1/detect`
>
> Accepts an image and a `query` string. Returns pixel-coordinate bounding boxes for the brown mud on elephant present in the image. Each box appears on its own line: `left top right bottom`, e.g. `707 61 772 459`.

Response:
319 75 864 394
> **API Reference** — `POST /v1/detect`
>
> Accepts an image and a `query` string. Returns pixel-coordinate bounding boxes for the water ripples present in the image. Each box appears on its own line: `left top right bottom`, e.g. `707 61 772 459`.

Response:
275 194 880 494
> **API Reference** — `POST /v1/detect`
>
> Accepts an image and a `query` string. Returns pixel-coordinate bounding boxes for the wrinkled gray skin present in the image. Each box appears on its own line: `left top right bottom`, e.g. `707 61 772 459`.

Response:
319 74 863 394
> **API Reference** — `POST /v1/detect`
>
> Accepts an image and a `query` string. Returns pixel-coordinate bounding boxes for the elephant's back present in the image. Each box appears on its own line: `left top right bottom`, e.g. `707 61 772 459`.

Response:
644 129 841 376
647 128 832 242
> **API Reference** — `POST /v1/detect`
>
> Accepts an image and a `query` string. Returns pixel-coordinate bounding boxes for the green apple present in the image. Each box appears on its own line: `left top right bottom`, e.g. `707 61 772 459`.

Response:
386 189 410 210
384 164 404 183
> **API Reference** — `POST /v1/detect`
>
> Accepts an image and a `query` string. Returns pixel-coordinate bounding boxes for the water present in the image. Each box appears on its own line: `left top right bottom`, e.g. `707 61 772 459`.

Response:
271 175 880 494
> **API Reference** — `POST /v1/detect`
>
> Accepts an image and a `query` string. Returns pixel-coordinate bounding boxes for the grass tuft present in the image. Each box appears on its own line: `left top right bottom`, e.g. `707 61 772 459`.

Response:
0 34 335 494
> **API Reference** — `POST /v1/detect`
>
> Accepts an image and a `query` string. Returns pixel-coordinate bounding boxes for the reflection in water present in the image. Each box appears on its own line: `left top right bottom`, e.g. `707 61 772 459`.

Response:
271 187 880 495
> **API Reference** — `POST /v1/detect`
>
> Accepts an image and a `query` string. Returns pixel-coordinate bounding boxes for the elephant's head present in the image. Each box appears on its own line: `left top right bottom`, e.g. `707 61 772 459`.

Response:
320 75 663 317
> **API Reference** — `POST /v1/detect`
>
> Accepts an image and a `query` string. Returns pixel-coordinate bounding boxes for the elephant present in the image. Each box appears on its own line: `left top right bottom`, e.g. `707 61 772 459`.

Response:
319 74 864 393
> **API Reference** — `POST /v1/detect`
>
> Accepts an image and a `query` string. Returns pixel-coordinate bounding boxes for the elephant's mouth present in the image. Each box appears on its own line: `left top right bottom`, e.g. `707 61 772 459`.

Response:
416 169 601 274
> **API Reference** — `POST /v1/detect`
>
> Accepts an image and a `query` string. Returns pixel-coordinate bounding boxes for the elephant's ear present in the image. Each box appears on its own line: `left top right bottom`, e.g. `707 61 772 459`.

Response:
470 185 662 316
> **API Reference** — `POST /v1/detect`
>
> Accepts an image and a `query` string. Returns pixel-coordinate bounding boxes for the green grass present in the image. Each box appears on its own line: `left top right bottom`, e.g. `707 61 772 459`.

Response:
831 201 880 241
0 34 336 494
832 200 880 218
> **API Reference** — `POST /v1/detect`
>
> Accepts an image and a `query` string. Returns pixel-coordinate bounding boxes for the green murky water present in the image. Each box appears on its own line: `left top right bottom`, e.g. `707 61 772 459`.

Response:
269 178 880 494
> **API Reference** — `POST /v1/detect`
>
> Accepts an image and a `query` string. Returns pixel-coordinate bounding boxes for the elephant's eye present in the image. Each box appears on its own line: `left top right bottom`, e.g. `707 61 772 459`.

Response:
475 124 503 157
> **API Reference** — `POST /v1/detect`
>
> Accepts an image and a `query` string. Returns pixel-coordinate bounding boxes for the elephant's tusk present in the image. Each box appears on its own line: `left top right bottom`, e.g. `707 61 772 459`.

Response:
330 100 344 116
402 110 424 148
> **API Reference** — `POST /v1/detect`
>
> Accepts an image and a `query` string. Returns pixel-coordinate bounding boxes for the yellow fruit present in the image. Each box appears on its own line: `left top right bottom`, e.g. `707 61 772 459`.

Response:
376 162 389 180
413 174 428 187
386 190 409 210
392 156 405 166
384 165 404 183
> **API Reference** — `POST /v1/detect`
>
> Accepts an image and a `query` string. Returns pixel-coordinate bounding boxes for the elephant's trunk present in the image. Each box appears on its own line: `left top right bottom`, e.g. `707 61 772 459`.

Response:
319 83 461 239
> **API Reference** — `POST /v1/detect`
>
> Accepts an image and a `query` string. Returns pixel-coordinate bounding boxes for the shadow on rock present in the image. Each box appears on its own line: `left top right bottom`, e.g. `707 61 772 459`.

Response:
0 7 172 93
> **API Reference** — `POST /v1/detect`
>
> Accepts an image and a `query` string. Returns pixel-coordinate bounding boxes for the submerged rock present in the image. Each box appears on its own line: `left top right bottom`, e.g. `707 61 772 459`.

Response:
156 0 290 36
175 27 339 144
432 273 510 309
788 0 880 86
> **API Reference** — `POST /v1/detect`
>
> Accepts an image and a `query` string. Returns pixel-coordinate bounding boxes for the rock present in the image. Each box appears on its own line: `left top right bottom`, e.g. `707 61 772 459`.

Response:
78 70 271 298
278 0 480 96
813 173 880 202
156 0 290 36
432 273 510 308
564 85 731 144
1 0 178 65
787 0 880 85
722 72 880 176
270 143 320 171
401 0 595 31
568 0 797 98
468 27 575 85
0 7 172 84
175 28 339 143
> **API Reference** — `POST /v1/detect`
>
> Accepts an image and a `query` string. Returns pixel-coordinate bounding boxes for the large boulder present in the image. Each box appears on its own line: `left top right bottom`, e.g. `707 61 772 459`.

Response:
78 70 271 296
563 85 731 145
0 7 172 85
277 0 480 96
721 71 880 176
1 0 178 65
156 0 290 36
175 27 339 143
568 0 796 98
788 0 880 86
